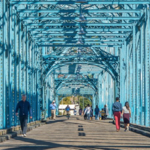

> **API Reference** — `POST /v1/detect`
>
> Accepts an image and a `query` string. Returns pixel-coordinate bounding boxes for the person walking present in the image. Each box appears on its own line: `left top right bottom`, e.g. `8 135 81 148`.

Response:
112 97 122 132
15 94 32 137
79 108 82 116
74 108 77 115
104 104 109 119
95 105 100 120
65 105 71 119
122 102 131 131
90 109 93 120
85 104 92 120
50 100 57 120
100 109 105 120
84 106 87 120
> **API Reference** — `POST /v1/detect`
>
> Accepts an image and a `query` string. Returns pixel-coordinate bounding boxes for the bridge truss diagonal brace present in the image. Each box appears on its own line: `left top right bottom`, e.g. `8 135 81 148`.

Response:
91 47 118 80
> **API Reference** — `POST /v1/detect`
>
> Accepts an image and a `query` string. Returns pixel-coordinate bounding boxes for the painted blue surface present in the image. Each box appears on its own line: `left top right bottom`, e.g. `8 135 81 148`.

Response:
0 1 150 129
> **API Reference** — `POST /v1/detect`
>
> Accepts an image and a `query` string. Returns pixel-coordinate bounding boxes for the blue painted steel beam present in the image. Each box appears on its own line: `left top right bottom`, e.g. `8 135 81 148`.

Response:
43 55 118 62
45 61 117 80
38 41 123 44
26 23 133 27
21 17 140 21
31 33 127 36
34 38 126 40
35 39 125 43
58 83 97 92
91 47 118 78
8 4 13 128
10 1 150 5
29 28 132 32
18 9 142 13
55 78 98 82
39 45 121 47
1 0 6 129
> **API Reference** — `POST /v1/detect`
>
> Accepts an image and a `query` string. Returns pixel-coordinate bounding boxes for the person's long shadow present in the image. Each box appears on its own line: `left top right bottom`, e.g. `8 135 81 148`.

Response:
46 119 66 124
1 117 150 150
1 135 150 150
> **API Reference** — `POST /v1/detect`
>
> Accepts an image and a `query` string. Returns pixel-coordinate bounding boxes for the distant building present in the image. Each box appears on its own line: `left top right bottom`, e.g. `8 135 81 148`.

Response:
59 104 79 115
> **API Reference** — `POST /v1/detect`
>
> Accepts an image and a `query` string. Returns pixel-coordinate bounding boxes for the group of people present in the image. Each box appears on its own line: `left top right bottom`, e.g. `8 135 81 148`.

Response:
79 98 131 132
79 104 108 120
15 94 131 137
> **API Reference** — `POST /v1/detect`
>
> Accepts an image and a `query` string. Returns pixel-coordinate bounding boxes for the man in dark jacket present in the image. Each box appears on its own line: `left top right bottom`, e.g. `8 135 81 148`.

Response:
15 94 32 137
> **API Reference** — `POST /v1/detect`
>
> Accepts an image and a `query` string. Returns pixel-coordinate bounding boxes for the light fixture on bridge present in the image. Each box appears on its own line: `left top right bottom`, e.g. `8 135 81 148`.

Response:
76 38 84 45
76 0 86 3
78 14 86 22
78 28 86 35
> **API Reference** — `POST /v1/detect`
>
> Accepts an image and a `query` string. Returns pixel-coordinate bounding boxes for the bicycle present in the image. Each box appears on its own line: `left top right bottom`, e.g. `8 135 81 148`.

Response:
66 112 70 119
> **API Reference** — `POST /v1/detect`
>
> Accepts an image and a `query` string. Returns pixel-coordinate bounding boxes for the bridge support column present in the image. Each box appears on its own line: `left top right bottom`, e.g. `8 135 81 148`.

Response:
55 95 59 116
114 47 119 98
0 0 7 129
144 5 150 126
92 94 96 115
98 73 102 110
120 41 127 107
49 73 55 117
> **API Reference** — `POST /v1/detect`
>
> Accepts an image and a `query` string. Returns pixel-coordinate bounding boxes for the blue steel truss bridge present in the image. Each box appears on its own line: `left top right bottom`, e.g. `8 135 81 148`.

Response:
0 0 150 129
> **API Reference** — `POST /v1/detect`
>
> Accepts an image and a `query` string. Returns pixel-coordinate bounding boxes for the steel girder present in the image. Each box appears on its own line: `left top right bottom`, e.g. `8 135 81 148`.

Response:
10 1 150 5
57 80 97 92
55 76 98 91
43 55 118 63
18 9 142 13
43 50 118 80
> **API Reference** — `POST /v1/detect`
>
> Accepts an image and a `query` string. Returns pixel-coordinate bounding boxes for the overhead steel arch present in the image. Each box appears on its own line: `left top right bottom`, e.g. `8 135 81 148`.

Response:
45 61 117 80
55 77 98 92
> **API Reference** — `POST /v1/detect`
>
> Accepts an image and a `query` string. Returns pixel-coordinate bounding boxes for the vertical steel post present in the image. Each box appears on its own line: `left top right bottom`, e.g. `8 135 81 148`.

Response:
8 4 13 128
0 0 6 128
132 24 136 124
55 94 59 116
144 5 150 126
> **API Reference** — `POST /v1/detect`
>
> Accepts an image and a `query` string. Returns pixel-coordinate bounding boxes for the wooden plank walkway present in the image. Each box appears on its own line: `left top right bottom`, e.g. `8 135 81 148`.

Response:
0 116 150 150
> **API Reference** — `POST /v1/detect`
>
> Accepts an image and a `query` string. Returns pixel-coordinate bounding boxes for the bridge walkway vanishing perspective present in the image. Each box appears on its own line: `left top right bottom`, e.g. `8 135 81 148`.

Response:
0 0 150 147
0 116 150 150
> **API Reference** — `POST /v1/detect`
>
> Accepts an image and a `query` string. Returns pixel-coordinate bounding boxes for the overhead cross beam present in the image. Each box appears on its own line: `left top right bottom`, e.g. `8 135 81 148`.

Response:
43 55 118 63
21 17 140 21
55 77 98 91
31 33 127 36
34 38 126 41
10 0 150 5
18 9 142 13
25 23 133 27
29 28 132 31
39 45 121 47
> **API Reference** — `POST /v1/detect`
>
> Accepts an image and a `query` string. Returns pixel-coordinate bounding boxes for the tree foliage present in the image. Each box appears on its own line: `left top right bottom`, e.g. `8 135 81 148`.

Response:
78 96 92 109
60 97 72 104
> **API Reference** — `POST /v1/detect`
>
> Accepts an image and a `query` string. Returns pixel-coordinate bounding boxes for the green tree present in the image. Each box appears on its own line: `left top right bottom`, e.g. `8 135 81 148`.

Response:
60 97 72 104
78 96 92 110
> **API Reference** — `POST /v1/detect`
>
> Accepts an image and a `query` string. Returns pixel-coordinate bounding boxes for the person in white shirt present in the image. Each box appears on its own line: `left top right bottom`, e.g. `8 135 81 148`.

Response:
122 102 131 131
85 104 92 120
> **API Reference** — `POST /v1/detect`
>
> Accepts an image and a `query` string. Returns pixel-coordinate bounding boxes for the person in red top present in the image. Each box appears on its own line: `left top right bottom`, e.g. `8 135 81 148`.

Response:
112 97 122 132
